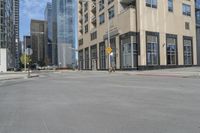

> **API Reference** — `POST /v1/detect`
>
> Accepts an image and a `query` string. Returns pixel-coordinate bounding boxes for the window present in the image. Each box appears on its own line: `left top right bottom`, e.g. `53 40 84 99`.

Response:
91 31 97 40
84 13 88 23
108 0 114 5
146 0 157 8
99 13 105 25
99 0 104 11
121 36 137 68
185 22 190 30
78 39 83 46
146 33 159 65
108 6 115 19
168 0 173 12
166 35 177 65
84 2 88 12
182 4 191 16
99 42 106 69
183 37 193 65
110 38 116 67
78 50 83 70
91 45 97 69
85 24 88 33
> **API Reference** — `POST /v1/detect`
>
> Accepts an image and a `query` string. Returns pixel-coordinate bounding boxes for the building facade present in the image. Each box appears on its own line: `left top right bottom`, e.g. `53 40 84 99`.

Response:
45 2 53 65
30 20 48 66
0 0 17 70
13 0 20 68
78 0 197 70
52 0 76 68
196 0 200 65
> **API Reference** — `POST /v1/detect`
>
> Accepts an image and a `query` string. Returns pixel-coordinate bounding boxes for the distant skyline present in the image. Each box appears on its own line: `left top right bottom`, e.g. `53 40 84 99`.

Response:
20 0 51 40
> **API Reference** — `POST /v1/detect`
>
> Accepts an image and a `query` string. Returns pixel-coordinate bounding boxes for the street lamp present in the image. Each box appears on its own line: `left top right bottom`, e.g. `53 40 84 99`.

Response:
80 0 111 71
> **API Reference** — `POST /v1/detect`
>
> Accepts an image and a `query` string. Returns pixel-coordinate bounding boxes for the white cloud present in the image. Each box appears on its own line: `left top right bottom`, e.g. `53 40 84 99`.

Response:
21 0 51 19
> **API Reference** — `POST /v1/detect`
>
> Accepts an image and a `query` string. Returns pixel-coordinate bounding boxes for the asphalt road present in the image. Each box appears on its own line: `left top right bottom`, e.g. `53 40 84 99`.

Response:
0 72 200 133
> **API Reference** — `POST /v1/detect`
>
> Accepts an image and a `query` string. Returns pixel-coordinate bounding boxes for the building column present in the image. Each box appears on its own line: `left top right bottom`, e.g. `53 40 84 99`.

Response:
89 46 91 70
97 43 99 70
105 39 109 69
83 48 85 70
115 36 120 69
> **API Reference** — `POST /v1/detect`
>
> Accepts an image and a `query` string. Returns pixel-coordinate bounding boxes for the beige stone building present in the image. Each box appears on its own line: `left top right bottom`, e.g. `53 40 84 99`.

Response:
78 0 197 70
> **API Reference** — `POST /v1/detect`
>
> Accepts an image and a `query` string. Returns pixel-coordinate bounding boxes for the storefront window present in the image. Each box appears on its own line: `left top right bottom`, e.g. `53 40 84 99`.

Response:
146 34 159 65
183 38 193 65
167 36 177 65
121 36 137 68
99 42 106 69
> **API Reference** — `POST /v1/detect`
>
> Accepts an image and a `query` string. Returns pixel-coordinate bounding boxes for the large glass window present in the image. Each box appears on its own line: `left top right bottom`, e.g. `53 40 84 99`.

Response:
146 34 159 65
167 36 177 65
182 4 191 16
146 0 157 8
121 36 137 68
91 45 97 69
99 42 106 69
110 38 116 67
183 38 193 65
85 48 89 69
168 0 173 12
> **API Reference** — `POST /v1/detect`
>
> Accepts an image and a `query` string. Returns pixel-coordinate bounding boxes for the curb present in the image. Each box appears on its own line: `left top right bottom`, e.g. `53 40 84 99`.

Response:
0 75 39 81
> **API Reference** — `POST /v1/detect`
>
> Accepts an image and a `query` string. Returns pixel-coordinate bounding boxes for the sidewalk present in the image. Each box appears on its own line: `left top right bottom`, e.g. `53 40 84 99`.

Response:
0 72 39 81
119 67 200 78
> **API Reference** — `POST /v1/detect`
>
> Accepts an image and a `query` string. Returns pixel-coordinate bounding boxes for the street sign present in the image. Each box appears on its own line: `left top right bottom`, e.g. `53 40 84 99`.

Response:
106 47 112 54
25 48 33 55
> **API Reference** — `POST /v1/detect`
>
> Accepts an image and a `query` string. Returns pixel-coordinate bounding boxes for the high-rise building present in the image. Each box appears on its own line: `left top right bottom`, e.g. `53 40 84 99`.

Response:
45 2 53 65
0 0 17 71
52 0 76 68
196 0 200 65
23 36 31 49
52 0 58 65
30 19 48 66
78 0 197 70
13 0 20 68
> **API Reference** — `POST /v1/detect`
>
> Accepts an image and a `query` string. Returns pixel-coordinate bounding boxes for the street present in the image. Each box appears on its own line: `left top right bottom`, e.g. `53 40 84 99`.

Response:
0 71 200 133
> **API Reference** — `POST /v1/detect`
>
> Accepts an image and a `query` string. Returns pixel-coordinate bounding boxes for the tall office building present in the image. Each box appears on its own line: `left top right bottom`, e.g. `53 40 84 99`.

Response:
78 0 197 70
0 0 17 71
52 0 58 65
45 2 53 65
30 20 48 66
52 0 76 68
13 0 20 68
196 0 200 65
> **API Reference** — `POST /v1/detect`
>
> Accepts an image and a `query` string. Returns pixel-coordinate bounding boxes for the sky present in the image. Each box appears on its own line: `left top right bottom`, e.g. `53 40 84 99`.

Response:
20 0 51 40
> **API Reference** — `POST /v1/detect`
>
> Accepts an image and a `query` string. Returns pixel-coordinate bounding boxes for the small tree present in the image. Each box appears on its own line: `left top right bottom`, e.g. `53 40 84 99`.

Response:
20 54 32 66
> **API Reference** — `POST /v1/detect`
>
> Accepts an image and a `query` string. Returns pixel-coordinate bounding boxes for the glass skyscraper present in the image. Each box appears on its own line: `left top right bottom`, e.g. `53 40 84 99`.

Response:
45 2 53 65
52 0 76 68
0 0 18 69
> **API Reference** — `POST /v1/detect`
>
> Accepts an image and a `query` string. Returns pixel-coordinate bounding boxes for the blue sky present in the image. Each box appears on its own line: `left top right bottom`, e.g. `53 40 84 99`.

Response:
20 0 51 40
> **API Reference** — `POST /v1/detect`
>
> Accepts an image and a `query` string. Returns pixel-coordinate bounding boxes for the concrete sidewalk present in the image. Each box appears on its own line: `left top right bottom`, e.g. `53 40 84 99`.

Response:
76 67 200 78
0 72 39 81
117 67 200 78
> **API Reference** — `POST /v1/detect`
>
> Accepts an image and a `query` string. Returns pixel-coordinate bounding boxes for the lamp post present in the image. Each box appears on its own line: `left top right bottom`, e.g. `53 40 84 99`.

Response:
80 0 111 71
